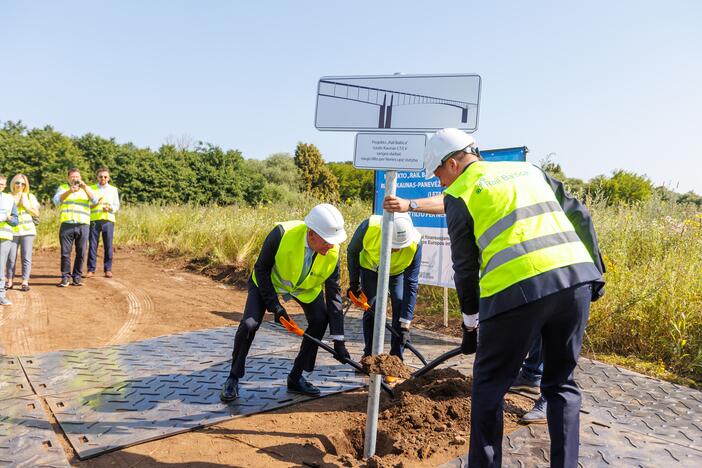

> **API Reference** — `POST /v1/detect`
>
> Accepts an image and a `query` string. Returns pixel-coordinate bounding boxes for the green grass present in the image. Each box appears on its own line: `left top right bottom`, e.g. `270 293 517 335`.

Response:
35 197 702 384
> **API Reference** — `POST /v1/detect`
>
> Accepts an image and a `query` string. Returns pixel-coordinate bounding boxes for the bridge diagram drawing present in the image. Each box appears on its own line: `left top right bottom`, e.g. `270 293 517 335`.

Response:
315 74 481 133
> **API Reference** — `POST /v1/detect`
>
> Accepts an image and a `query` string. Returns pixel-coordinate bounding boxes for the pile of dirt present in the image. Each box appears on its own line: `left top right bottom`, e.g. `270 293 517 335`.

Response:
360 354 413 378
332 368 533 466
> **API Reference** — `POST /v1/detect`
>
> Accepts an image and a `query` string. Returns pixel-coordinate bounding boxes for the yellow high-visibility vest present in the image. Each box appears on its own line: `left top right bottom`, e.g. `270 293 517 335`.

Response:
444 161 595 298
12 193 37 236
89 184 118 222
253 221 339 304
359 215 419 276
58 184 90 225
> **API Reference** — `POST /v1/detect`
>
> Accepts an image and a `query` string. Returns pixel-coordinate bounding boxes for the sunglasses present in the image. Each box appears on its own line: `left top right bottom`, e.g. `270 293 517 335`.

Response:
14 182 26 185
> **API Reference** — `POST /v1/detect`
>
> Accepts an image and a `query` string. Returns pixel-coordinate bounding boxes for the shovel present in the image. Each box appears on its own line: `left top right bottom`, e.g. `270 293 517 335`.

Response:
278 317 394 397
411 346 463 379
349 291 429 366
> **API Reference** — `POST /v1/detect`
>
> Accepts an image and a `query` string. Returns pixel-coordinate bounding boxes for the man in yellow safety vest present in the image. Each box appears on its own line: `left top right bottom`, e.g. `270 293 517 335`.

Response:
53 168 97 287
346 212 422 360
87 167 120 278
220 204 349 400
423 128 605 468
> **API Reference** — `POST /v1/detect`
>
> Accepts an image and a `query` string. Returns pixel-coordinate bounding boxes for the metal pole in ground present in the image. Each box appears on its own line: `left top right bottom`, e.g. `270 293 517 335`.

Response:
363 170 397 459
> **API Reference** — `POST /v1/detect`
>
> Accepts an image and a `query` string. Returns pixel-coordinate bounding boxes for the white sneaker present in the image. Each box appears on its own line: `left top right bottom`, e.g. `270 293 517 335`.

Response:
0 297 12 306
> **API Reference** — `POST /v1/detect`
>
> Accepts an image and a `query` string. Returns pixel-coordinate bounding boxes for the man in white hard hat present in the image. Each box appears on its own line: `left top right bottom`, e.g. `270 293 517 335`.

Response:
347 213 422 360
221 203 350 400
420 128 605 467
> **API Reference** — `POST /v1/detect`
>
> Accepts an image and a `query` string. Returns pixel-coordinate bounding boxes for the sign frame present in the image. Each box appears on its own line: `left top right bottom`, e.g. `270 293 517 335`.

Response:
315 73 481 133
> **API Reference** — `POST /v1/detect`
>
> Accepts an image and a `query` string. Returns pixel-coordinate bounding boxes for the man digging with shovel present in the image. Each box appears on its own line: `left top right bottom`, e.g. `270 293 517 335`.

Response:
220 204 351 400
346 213 423 375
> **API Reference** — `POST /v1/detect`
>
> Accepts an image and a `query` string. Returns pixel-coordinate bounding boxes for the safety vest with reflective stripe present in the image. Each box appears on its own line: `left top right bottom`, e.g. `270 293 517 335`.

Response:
13 193 37 236
89 184 118 222
0 193 15 240
58 184 91 225
359 215 419 276
444 161 595 298
252 221 339 304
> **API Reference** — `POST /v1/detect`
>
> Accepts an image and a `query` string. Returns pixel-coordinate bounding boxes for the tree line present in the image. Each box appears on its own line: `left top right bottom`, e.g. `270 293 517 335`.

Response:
541 161 702 207
0 121 373 206
0 121 698 208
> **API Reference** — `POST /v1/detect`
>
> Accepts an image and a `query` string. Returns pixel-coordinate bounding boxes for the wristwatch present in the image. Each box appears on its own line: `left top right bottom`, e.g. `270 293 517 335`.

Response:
408 199 418 212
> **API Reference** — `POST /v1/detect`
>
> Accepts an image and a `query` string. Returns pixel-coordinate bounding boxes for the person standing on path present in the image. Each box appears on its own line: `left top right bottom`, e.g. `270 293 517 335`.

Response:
86 167 120 278
53 168 97 287
422 128 605 467
220 204 350 401
346 212 422 361
6 174 39 292
0 174 19 305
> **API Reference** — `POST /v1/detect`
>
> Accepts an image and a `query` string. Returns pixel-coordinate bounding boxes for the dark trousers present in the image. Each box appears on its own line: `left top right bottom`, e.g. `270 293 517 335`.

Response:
88 220 114 273
229 283 329 378
360 267 407 359
468 283 592 468
59 223 89 281
521 335 544 382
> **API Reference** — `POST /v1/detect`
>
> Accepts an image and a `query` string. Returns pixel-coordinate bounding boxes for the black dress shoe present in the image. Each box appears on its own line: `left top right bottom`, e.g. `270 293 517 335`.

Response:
220 376 239 401
287 375 321 396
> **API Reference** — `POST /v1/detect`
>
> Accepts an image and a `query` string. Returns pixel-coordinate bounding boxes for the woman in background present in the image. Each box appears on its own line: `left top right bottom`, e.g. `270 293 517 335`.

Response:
7 174 39 291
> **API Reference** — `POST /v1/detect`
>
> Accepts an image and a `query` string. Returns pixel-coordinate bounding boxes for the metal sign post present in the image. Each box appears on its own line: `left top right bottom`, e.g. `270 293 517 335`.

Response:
314 72 484 460
363 170 396 459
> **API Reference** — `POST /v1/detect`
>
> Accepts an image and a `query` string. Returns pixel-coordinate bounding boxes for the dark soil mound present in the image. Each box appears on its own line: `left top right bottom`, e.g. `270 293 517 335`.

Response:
361 354 413 379
334 368 533 465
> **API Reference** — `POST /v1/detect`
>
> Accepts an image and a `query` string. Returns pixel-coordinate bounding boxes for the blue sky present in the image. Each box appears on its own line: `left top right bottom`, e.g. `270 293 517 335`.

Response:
2 1 700 194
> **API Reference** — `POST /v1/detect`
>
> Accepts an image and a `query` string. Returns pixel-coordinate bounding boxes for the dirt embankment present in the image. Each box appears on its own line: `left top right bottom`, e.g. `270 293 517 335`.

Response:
324 368 533 467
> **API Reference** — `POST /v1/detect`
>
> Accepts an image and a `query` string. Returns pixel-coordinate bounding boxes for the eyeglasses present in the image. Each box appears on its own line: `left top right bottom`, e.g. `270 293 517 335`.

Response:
440 145 480 166
98 175 109 179
14 182 26 186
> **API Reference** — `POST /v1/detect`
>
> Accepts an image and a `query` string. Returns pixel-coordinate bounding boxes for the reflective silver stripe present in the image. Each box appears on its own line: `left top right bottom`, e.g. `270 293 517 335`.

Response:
477 201 563 251
482 231 582 275
272 266 295 289
63 200 90 206
62 208 90 215
0 225 13 239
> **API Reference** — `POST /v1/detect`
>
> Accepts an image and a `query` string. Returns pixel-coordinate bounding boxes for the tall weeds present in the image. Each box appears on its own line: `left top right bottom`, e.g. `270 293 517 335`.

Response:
587 198 702 382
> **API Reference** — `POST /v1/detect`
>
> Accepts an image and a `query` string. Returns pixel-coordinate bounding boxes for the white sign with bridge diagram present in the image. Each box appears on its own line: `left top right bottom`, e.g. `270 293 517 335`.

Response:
315 74 481 133
353 133 426 170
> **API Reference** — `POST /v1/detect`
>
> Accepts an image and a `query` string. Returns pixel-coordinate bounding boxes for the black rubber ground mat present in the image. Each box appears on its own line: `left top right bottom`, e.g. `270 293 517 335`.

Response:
43 350 364 459
0 395 70 467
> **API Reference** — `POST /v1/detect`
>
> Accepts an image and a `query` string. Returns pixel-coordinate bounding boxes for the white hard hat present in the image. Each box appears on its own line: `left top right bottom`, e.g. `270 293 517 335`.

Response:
304 203 347 244
424 128 477 180
392 213 421 249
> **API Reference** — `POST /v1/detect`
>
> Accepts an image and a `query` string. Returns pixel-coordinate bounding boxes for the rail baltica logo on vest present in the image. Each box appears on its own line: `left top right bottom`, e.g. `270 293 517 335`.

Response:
475 170 529 194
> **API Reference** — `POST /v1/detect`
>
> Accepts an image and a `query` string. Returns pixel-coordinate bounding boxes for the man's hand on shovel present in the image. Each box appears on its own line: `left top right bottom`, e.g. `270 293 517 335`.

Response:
278 317 394 397
350 291 429 366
